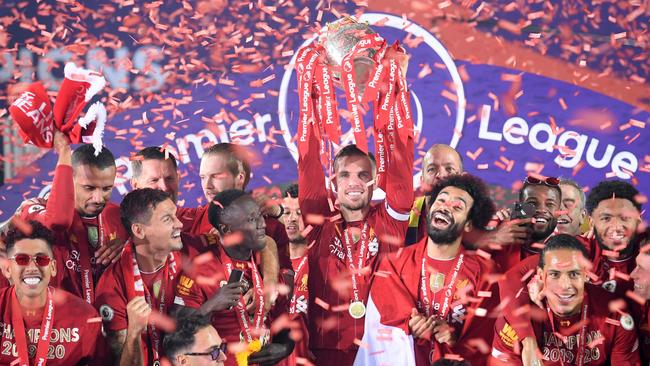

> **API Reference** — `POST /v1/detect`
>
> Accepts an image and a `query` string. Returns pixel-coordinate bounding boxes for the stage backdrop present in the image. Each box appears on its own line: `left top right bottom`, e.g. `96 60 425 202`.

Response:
0 1 647 221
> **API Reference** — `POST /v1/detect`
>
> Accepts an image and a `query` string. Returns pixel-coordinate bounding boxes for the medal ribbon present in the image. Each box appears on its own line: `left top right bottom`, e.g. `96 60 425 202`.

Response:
218 245 266 343
289 255 309 315
343 222 370 304
11 287 54 366
419 254 464 319
122 242 179 363
72 213 106 304
545 294 589 366
295 46 321 160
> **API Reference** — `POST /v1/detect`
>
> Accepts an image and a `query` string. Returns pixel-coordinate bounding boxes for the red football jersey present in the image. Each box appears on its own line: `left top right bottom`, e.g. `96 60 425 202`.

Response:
298 118 414 356
0 286 108 365
18 165 127 304
94 234 205 365
371 237 498 366
490 284 641 366
173 243 275 366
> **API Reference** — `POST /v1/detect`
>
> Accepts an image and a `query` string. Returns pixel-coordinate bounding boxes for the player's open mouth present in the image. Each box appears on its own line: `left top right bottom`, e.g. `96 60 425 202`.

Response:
556 293 576 304
608 232 626 241
22 276 42 286
557 217 570 225
345 191 363 199
533 216 549 224
171 232 181 239
432 212 452 229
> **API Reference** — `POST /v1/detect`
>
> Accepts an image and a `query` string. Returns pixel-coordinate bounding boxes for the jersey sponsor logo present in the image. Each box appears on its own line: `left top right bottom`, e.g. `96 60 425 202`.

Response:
498 322 519 348
99 304 115 322
329 236 345 260
177 275 194 296
450 303 466 325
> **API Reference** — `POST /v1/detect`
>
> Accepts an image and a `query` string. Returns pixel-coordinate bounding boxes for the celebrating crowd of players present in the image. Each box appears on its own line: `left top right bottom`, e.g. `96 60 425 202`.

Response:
0 127 647 366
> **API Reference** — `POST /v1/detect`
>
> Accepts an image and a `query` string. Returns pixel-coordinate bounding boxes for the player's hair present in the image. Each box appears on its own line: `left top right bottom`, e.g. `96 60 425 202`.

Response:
333 144 376 173
163 311 214 364
427 174 496 229
559 177 586 209
131 146 178 179
208 189 250 234
71 144 115 170
423 144 464 172
283 183 299 198
585 180 641 215
519 178 562 203
4 220 54 255
202 143 252 189
538 233 589 268
120 188 172 237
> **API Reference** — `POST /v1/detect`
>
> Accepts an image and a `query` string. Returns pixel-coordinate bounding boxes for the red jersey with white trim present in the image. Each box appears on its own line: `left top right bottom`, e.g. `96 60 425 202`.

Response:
0 286 108 365
298 122 414 353
371 236 498 366
178 204 293 271
173 242 278 366
18 165 127 304
490 284 641 366
94 233 206 365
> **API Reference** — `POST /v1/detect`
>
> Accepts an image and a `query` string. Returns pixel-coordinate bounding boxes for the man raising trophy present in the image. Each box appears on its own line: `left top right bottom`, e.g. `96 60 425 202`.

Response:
295 16 415 365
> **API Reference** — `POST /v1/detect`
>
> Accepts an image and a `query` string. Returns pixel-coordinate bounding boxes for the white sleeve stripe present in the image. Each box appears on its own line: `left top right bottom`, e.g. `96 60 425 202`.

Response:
385 201 410 221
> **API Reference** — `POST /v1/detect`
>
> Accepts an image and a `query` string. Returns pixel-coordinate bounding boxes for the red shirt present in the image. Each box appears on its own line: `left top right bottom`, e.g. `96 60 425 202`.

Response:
490 284 641 366
94 234 205 365
173 244 273 366
371 236 497 366
18 165 127 304
287 255 310 364
178 204 293 271
298 113 414 353
498 235 637 341
0 286 108 366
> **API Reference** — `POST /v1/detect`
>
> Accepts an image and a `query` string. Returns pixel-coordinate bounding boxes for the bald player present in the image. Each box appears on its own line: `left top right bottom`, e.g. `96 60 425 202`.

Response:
407 144 463 245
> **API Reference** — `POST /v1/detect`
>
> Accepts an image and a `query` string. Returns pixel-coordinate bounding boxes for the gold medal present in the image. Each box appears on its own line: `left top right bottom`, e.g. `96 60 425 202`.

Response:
348 301 366 319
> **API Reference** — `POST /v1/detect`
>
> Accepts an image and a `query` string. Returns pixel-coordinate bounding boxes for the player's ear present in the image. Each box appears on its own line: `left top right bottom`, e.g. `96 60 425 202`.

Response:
49 258 57 278
131 223 146 240
0 259 10 280
463 218 473 233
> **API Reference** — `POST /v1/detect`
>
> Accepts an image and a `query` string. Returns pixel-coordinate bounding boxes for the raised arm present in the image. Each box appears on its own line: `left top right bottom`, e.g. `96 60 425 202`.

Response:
297 122 330 218
19 131 75 230
384 130 414 219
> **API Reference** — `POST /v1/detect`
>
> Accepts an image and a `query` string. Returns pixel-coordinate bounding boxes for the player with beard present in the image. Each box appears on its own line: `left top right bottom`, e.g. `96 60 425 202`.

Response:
492 176 561 271
95 188 197 366
406 144 464 245
630 244 650 364
298 116 414 364
496 180 644 366
556 178 587 236
368 174 497 366
280 184 309 364
173 190 285 366
0 221 108 365
16 132 127 304
489 234 640 366
585 180 643 295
